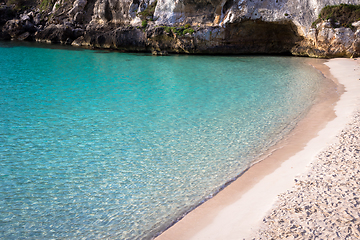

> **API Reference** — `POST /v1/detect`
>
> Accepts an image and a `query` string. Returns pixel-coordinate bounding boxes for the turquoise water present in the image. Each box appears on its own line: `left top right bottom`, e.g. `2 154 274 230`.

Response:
0 42 324 239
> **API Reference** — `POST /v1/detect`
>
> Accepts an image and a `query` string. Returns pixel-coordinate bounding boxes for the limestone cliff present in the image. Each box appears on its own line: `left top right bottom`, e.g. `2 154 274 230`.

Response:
1 0 360 57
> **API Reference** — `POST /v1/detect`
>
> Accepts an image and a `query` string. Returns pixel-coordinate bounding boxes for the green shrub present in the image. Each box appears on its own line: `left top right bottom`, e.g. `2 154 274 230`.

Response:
137 1 157 21
313 4 360 28
161 25 195 35
142 19 147 28
183 28 194 34
162 26 171 33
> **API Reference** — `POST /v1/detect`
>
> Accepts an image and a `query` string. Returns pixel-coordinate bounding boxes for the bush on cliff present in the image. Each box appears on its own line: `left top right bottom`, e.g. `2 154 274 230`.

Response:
312 4 360 28
162 25 195 36
137 0 157 21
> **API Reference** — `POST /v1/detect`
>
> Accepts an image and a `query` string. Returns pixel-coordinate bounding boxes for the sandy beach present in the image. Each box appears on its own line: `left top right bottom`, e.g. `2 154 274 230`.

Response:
155 58 360 240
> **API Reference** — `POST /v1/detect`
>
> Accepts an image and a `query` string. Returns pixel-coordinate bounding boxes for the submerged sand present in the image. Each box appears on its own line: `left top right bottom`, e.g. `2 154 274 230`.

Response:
155 58 360 240
253 59 360 239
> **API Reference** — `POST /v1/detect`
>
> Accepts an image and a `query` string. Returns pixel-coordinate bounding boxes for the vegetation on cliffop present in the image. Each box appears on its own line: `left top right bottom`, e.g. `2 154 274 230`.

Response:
312 4 360 28
162 24 195 36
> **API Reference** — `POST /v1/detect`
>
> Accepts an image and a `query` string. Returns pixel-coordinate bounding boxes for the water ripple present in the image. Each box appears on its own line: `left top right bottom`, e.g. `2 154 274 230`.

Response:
0 42 323 239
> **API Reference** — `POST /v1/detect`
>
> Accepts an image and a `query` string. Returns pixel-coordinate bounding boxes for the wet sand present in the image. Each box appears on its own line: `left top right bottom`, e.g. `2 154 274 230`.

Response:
155 58 360 240
253 58 360 239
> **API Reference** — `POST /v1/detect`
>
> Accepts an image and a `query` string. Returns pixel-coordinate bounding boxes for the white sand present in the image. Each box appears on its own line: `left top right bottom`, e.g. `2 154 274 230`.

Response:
254 59 360 239
155 58 360 240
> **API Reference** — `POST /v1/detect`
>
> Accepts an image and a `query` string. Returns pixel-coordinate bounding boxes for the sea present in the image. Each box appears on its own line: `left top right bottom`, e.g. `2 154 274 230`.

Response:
0 41 325 239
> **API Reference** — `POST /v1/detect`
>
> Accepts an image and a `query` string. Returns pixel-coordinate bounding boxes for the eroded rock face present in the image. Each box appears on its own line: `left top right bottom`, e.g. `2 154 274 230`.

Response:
35 24 77 44
144 20 302 54
153 0 360 31
81 26 147 50
2 12 37 41
1 0 360 57
88 0 156 26
292 19 360 58
195 20 302 54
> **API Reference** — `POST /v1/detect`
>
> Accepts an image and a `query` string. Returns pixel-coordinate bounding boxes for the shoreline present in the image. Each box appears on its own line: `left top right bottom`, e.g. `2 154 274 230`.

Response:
253 59 360 238
155 58 360 239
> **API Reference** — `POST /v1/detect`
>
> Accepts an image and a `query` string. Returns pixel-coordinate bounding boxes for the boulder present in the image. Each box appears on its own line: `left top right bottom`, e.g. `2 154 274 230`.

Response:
71 35 85 46
151 49 168 55
2 19 25 38
17 31 30 40
36 24 75 44
352 21 360 28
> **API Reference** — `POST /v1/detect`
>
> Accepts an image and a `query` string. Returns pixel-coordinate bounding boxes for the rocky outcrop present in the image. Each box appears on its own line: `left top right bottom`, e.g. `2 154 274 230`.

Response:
144 20 302 54
79 26 147 50
1 0 360 57
0 5 16 39
34 23 82 44
2 11 38 40
293 20 360 58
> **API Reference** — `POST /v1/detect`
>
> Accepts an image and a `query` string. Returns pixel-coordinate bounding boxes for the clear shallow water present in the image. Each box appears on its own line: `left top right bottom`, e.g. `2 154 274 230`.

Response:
0 42 324 239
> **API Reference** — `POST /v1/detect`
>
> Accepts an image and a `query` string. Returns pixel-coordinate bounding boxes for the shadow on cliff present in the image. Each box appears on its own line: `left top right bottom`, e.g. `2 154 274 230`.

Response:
196 20 303 54
143 19 303 55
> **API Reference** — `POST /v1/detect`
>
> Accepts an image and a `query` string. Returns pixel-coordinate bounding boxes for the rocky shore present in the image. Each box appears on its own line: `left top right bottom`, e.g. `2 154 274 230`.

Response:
1 0 360 57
